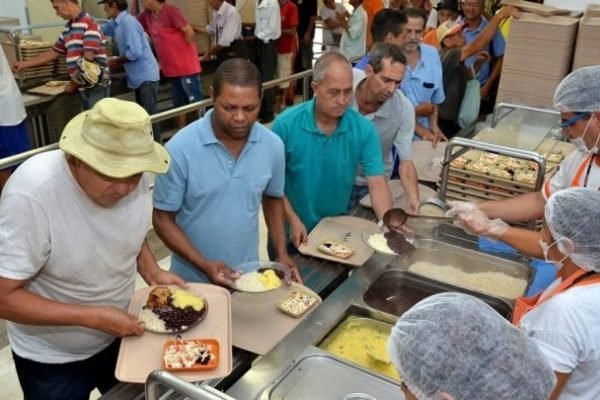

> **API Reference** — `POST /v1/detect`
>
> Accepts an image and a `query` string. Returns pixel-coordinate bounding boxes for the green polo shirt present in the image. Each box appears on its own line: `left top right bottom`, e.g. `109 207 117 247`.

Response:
272 98 384 231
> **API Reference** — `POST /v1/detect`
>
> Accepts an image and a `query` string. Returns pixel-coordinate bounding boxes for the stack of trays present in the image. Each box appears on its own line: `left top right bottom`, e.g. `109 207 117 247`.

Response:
55 54 68 76
170 0 211 54
572 17 600 70
497 13 579 108
19 40 55 79
585 4 600 18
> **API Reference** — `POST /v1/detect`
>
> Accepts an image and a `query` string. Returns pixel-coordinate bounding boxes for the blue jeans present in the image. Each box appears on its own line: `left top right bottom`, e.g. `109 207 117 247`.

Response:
135 80 161 141
171 74 203 108
12 339 120 400
79 85 109 110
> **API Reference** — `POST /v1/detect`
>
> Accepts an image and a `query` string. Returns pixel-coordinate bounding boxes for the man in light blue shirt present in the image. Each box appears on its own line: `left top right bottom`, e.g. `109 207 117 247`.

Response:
100 0 161 140
153 59 300 285
462 0 505 114
400 7 446 144
271 52 392 248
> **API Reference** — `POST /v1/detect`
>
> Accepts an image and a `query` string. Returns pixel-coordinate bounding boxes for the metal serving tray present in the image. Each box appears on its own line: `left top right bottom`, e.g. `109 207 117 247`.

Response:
389 238 534 301
258 346 403 400
362 270 513 320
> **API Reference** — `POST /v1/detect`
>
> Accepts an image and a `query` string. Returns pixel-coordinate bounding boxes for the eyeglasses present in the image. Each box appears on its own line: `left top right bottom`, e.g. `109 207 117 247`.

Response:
559 112 591 130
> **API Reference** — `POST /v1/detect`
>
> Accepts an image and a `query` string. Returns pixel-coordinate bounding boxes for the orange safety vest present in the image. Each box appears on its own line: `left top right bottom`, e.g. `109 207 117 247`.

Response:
512 268 600 326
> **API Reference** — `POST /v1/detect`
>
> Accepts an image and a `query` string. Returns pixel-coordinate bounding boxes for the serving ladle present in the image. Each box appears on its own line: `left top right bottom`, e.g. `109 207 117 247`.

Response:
382 207 457 230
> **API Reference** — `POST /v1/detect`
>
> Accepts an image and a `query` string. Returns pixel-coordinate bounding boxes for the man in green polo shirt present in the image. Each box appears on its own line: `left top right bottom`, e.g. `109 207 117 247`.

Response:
271 52 393 248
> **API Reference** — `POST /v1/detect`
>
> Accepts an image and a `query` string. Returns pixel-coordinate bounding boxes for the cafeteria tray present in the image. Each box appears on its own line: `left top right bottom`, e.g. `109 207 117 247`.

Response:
449 168 535 192
445 182 508 201
359 179 438 209
115 283 232 383
446 176 517 196
411 140 448 182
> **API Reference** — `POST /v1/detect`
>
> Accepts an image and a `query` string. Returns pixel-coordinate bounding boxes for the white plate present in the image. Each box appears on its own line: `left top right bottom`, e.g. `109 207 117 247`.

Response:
231 261 291 293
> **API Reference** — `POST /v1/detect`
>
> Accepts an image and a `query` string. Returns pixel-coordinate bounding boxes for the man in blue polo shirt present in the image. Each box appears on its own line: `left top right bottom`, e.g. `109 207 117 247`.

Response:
100 0 161 140
271 52 392 248
153 59 300 285
400 7 446 144
462 0 505 114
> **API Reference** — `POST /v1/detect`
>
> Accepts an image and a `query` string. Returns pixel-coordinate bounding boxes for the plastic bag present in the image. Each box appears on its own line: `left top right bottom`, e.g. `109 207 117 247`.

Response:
458 67 481 128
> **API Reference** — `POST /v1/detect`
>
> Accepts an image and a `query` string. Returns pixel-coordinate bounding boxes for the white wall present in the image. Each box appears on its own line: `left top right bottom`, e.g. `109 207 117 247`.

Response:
1 0 29 25
544 0 600 11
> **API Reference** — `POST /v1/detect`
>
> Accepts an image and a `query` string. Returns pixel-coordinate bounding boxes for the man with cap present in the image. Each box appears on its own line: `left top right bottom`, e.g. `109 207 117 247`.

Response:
388 292 556 400
436 5 518 136
447 65 600 224
422 0 460 48
0 98 184 400
153 59 301 286
100 0 161 140
12 0 109 110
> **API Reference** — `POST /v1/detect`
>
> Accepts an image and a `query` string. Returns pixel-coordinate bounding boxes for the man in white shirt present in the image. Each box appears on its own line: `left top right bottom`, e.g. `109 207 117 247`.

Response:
320 0 346 51
0 98 184 400
253 0 281 122
196 0 248 63
338 0 367 61
350 43 419 211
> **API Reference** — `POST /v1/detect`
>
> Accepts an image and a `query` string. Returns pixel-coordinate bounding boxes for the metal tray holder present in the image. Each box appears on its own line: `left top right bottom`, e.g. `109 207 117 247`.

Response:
439 137 546 231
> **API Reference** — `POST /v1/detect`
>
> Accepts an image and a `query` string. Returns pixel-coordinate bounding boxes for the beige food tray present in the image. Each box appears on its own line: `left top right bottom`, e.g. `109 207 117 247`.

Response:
450 167 537 191
28 82 68 96
298 216 378 267
115 284 232 383
411 141 448 182
445 177 517 197
359 180 438 209
231 283 321 355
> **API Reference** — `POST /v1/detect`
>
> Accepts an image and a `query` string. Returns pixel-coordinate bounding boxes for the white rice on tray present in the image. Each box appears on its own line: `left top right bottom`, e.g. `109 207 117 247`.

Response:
235 271 267 292
138 307 168 332
368 233 395 254
408 261 527 299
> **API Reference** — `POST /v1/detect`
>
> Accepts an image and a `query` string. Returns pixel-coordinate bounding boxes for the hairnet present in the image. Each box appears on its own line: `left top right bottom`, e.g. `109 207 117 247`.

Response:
554 65 600 112
545 188 600 271
387 292 555 400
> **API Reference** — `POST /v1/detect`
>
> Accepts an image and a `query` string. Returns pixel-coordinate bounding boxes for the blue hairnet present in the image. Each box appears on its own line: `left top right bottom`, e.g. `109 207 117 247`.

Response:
387 293 555 400
545 188 600 271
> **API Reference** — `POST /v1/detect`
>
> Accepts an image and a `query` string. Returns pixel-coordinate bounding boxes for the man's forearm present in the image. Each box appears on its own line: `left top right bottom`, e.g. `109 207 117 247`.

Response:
478 191 545 222
399 161 420 209
498 227 544 259
262 195 288 257
136 239 162 284
367 176 393 220
487 56 503 87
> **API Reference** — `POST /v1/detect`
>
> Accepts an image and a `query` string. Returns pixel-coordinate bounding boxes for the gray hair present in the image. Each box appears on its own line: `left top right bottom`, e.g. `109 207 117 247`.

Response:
312 52 352 83
368 43 407 73
212 58 262 98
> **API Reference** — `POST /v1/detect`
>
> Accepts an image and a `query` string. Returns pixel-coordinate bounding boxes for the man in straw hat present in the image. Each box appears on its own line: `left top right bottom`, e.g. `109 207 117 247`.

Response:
0 98 185 400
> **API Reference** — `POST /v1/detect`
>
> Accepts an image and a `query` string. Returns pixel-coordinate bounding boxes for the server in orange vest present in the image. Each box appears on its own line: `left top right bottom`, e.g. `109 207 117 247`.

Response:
446 66 600 224
451 188 600 400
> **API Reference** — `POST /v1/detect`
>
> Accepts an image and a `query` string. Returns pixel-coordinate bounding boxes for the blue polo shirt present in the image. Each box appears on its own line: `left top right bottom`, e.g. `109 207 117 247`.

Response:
463 17 505 85
400 43 445 131
102 11 159 89
153 110 285 282
272 98 384 232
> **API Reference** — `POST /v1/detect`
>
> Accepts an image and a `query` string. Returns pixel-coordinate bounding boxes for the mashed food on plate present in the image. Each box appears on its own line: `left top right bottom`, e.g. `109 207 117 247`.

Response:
367 233 395 254
236 270 282 292
408 261 527 299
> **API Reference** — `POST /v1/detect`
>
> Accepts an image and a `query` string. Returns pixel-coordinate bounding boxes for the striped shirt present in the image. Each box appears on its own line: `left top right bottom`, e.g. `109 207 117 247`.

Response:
53 11 107 75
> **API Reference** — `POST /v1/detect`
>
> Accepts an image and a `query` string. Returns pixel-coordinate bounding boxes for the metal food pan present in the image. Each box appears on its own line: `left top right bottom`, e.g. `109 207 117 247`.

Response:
363 270 513 320
389 238 534 301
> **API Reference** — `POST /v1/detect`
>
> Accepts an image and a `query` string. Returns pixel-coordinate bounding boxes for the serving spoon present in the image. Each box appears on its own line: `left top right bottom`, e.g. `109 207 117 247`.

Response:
383 207 457 230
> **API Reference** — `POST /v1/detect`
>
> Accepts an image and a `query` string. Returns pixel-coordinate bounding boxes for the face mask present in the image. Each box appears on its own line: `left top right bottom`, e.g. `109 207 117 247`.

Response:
539 238 569 270
569 116 599 154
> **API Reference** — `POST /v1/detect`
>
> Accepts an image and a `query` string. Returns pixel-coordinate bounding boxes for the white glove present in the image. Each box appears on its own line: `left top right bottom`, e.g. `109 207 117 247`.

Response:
455 209 509 239
445 201 479 217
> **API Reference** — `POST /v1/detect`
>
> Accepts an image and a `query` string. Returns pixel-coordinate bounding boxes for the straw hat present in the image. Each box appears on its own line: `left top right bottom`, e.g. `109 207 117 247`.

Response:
436 20 464 44
59 98 170 178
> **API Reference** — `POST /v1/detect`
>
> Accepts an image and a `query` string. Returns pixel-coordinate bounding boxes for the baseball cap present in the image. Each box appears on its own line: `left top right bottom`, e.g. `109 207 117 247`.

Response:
436 20 464 44
59 98 170 178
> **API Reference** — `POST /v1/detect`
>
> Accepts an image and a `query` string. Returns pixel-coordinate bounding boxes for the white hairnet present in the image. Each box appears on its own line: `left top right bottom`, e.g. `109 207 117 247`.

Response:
387 293 555 400
545 188 600 271
554 65 600 112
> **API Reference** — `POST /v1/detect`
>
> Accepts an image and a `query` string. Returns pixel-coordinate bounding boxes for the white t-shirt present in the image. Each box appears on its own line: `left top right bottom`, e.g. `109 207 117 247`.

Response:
0 45 26 126
521 281 600 400
320 3 346 44
543 151 600 200
340 5 367 61
0 150 151 363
